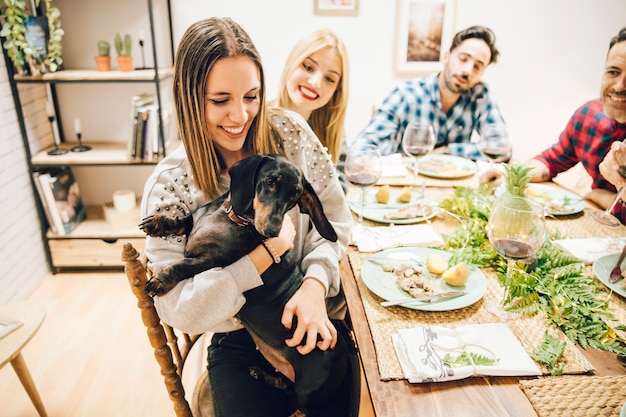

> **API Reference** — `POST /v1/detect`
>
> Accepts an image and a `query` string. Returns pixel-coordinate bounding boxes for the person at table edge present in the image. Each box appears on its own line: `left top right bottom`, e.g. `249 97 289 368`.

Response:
350 25 506 159
528 26 626 224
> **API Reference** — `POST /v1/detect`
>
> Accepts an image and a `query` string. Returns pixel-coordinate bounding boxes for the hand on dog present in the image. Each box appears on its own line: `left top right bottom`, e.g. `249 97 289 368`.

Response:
282 278 337 355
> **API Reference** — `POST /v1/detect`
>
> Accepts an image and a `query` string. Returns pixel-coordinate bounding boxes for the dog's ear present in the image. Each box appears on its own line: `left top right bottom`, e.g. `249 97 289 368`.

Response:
228 155 270 214
298 179 338 242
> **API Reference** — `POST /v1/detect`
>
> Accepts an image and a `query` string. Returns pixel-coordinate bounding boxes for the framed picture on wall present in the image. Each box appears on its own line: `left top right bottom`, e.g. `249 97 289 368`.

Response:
395 0 457 75
314 0 359 16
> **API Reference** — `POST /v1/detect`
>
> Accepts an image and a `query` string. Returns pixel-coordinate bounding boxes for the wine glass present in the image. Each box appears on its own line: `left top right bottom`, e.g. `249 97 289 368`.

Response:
485 196 546 319
591 149 626 227
344 143 382 225
477 124 512 168
401 121 436 200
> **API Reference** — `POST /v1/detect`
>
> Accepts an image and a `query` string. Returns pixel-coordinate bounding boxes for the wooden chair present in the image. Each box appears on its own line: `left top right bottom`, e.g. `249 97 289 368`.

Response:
122 242 214 417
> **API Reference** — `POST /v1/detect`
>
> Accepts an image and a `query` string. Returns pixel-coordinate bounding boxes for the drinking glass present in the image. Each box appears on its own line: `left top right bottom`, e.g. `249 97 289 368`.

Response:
344 143 382 225
401 121 436 200
477 123 512 168
485 196 546 319
590 150 626 227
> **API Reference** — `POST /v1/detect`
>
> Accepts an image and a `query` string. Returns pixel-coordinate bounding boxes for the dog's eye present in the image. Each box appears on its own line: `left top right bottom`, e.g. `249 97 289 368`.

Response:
265 177 275 187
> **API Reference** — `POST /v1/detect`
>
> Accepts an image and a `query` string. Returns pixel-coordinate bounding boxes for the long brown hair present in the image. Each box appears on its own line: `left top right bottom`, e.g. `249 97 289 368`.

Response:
173 17 281 200
270 29 349 163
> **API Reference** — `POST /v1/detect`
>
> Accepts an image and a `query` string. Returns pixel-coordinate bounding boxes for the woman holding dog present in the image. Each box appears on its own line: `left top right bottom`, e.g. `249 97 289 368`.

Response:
140 17 358 417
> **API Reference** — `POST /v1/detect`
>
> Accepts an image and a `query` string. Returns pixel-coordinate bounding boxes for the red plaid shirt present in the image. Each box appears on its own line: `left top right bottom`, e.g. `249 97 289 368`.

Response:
534 99 626 223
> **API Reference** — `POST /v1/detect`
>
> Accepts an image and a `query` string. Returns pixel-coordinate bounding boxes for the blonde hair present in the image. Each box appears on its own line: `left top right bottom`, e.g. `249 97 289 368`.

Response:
173 17 281 200
271 29 349 163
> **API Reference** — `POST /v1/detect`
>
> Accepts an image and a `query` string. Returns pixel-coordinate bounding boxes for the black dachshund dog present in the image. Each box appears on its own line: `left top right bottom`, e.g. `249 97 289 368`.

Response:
139 154 358 417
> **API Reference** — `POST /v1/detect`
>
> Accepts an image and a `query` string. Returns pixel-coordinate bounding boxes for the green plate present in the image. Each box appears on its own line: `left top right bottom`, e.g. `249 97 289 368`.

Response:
495 183 587 216
348 187 439 225
360 247 488 311
593 253 626 299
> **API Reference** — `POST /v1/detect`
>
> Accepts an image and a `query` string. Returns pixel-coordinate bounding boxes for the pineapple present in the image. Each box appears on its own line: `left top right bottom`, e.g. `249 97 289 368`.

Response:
504 163 533 197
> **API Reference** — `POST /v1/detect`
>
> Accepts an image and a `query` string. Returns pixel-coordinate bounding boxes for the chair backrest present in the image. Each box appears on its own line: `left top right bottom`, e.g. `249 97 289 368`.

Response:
122 242 208 417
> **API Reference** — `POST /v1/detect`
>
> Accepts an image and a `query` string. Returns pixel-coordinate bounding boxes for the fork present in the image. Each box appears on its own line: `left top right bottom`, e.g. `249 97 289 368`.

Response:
609 244 626 283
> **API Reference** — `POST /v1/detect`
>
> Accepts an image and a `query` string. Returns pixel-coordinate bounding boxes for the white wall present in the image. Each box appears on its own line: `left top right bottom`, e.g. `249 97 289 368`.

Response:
0 58 50 303
171 0 626 161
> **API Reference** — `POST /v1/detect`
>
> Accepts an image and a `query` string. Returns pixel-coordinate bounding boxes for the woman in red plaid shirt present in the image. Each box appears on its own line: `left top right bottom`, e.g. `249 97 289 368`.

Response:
528 27 626 224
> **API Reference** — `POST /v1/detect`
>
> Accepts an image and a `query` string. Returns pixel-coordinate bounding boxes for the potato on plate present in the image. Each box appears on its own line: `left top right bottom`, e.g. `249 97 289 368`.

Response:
442 262 470 287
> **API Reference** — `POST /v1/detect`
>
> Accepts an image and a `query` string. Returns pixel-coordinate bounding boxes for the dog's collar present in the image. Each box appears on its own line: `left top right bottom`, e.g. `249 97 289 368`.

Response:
223 198 252 227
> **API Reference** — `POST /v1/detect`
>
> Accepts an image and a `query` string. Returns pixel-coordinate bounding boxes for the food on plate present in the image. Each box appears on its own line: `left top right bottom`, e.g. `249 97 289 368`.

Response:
382 263 433 297
426 253 449 275
545 202 576 214
383 202 434 220
376 184 391 204
442 262 470 287
418 157 457 173
525 187 552 202
396 186 412 203
381 263 433 298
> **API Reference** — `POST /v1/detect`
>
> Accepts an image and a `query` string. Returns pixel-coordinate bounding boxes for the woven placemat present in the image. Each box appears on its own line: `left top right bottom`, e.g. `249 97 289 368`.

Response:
520 376 626 417
348 251 595 380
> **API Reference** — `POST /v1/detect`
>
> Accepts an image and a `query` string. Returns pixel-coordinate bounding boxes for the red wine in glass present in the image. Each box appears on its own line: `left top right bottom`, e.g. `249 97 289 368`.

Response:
492 239 535 260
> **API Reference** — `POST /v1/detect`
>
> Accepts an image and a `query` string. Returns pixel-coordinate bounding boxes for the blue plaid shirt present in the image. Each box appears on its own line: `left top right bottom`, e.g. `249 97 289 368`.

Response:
353 73 506 157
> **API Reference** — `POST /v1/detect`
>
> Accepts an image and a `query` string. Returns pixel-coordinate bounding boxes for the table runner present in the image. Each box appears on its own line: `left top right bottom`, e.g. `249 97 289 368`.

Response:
520 375 626 417
347 184 626 380
348 251 598 380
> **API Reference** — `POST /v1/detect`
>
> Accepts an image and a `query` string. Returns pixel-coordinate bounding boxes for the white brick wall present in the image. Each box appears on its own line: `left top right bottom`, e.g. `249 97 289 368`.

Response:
0 57 50 303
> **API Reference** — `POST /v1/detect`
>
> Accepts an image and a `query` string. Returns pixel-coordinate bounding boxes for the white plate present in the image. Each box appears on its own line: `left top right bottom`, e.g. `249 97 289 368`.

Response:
495 183 587 216
349 187 439 225
407 154 477 179
621 401 626 417
360 247 488 311
592 253 626 299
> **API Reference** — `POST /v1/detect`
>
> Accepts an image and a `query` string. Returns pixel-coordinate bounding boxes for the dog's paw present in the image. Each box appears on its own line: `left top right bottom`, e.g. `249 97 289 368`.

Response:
144 277 176 297
138 215 164 236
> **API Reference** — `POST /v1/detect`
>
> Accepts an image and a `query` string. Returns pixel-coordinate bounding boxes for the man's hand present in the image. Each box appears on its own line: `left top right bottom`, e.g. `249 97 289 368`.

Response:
282 278 337 355
599 141 626 189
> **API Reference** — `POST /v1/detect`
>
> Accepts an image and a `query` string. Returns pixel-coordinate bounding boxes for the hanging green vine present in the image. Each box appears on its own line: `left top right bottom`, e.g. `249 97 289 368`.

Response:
440 186 626 361
0 0 63 74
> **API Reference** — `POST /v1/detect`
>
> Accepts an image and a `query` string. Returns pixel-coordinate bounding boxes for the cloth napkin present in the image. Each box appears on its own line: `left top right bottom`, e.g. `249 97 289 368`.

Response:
553 238 626 263
381 153 409 178
392 323 541 383
351 224 444 252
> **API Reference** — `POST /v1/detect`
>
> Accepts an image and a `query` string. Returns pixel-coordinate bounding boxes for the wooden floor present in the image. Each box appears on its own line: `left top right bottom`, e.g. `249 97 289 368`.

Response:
0 271 375 416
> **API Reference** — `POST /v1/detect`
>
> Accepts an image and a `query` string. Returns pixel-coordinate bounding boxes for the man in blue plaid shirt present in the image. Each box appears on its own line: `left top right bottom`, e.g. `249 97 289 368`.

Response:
352 25 506 159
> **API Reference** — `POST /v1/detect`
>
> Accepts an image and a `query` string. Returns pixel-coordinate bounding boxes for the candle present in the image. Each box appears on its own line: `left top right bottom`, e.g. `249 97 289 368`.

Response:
46 101 54 117
139 30 145 42
74 118 81 134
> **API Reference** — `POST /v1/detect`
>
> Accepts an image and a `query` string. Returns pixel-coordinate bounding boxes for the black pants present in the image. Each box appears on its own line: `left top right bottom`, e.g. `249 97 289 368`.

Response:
207 320 360 417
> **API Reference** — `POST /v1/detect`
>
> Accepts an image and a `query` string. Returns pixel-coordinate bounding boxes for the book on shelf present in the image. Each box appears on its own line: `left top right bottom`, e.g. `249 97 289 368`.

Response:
128 93 154 159
127 93 173 160
32 171 59 234
35 166 87 235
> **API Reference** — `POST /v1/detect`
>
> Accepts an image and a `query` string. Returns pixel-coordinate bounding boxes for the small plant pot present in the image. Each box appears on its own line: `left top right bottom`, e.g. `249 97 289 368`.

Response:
94 56 111 72
117 56 134 72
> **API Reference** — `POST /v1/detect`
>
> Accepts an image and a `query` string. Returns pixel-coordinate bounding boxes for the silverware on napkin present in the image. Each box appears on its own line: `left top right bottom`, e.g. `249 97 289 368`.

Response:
381 291 467 307
609 244 626 283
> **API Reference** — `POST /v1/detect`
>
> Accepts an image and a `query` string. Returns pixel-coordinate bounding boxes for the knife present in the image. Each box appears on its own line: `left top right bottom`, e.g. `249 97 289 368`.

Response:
380 291 467 307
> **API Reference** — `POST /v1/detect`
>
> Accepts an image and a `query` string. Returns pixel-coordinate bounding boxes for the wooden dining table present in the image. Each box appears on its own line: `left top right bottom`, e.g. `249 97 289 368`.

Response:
341 167 626 417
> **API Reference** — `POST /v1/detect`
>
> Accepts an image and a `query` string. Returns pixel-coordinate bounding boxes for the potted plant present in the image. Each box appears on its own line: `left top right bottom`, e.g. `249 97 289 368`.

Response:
115 33 132 72
94 40 110 71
